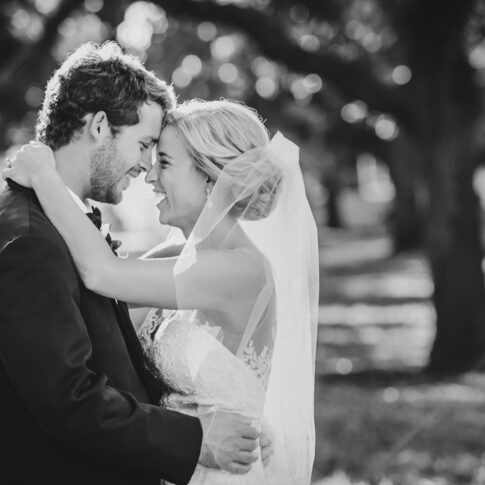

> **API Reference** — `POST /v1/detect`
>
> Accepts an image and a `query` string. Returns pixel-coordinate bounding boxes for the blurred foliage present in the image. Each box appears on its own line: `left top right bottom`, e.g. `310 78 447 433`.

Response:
2 0 485 362
2 0 485 176
2 0 484 231
0 0 415 228
4 1 485 481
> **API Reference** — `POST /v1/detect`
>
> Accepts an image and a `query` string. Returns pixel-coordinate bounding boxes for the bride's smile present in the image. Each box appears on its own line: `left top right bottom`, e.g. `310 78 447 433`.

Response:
146 125 208 236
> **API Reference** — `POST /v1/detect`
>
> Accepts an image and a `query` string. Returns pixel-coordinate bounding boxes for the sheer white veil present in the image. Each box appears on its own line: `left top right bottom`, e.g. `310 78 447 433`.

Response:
173 131 319 484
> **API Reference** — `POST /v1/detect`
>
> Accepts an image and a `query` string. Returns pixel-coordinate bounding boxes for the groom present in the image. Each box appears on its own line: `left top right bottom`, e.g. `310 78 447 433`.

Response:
0 43 259 484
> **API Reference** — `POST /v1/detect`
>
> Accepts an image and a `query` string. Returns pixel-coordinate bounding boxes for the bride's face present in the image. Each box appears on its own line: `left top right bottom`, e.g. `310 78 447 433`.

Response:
146 125 207 231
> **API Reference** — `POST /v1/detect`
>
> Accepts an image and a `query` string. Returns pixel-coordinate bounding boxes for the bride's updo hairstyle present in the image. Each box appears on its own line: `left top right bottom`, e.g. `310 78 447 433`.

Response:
163 99 282 220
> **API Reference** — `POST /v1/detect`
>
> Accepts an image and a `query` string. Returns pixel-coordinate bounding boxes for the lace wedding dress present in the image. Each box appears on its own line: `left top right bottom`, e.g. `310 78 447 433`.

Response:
138 307 274 485
137 133 317 485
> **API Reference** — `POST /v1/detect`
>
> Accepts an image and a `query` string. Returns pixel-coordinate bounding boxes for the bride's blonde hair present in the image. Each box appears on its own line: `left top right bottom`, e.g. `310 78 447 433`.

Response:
163 99 281 220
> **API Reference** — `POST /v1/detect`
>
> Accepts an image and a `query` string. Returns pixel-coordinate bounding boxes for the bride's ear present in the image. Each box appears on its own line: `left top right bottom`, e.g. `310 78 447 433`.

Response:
89 111 111 142
206 177 214 195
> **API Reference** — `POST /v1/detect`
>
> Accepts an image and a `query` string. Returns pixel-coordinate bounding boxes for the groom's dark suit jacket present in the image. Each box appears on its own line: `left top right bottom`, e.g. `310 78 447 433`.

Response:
0 181 202 485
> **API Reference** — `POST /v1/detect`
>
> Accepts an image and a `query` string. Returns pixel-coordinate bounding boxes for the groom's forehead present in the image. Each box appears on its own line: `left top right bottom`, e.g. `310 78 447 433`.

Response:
136 101 164 136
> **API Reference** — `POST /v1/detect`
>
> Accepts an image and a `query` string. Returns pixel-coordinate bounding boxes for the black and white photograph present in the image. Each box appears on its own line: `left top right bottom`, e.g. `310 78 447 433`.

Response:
1 1 485 484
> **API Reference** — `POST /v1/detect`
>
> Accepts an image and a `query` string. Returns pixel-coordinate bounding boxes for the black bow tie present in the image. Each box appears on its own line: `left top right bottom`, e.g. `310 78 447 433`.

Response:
86 206 122 255
86 206 102 230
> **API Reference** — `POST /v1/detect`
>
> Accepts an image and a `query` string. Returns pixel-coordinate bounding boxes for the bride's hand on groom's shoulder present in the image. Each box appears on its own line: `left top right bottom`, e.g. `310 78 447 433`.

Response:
198 412 260 474
3 141 56 188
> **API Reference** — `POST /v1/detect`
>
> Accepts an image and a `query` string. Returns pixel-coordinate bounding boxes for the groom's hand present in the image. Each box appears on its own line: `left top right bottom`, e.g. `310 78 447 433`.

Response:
260 430 274 467
198 412 259 474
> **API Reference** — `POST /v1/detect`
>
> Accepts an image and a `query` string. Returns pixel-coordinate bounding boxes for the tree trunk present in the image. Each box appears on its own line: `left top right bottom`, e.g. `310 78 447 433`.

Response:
404 0 485 373
323 172 343 228
425 132 485 373
387 134 424 252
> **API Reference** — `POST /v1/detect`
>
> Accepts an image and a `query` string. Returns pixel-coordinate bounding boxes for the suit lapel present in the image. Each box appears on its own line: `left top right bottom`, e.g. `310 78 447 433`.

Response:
7 179 41 206
7 179 162 404
111 299 161 405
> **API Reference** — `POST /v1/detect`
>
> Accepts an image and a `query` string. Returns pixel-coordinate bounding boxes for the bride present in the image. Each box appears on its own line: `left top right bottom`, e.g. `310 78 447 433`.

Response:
4 99 319 484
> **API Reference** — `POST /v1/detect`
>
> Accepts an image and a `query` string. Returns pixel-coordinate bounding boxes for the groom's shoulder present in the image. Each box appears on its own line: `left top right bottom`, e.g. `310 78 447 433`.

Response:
0 185 66 254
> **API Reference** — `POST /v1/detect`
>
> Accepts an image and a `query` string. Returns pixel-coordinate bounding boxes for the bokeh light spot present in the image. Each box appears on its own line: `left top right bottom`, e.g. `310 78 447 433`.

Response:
392 65 412 85
290 4 310 24
211 35 237 61
290 78 310 100
341 101 368 123
255 76 277 98
182 55 202 77
58 17 76 38
362 33 382 53
251 56 277 78
172 67 192 88
35 0 60 15
25 86 43 108
218 63 239 84
469 44 485 70
383 387 400 403
303 74 323 93
197 21 217 42
117 20 153 51
116 2 164 52
375 115 399 141
345 20 365 41
299 34 320 52
84 0 103 13
336 358 353 375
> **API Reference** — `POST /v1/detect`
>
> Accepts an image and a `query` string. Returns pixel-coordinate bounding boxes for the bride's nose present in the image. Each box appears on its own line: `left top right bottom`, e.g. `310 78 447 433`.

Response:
145 164 157 184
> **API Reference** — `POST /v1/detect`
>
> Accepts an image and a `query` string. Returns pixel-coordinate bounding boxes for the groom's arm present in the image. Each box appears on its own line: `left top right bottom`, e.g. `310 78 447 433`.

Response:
0 234 202 485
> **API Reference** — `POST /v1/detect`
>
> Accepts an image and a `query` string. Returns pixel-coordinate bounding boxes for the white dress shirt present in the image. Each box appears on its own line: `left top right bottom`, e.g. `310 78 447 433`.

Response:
66 187 90 214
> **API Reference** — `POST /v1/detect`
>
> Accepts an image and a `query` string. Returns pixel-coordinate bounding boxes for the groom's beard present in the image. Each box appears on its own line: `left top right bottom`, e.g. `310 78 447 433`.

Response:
87 138 123 204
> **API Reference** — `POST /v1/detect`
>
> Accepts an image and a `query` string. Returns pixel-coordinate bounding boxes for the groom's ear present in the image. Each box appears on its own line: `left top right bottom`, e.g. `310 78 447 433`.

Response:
89 111 110 142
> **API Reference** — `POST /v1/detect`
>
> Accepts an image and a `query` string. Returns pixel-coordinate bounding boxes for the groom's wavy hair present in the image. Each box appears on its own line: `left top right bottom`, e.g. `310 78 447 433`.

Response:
35 42 176 151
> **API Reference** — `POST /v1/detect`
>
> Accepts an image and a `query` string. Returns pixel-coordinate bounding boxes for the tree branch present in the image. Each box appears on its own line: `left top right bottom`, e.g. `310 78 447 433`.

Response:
153 0 413 127
270 0 352 23
0 0 84 89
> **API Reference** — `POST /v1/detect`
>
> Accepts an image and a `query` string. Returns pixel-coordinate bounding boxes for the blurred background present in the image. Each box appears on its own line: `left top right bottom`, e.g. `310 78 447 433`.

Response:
2 0 485 483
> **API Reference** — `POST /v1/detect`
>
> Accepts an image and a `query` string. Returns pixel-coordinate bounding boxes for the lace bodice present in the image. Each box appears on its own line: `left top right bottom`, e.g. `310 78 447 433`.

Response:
138 308 271 414
138 307 274 484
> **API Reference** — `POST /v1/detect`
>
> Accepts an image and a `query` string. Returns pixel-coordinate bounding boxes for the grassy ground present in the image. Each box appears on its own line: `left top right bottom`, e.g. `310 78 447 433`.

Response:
313 372 485 484
312 228 485 485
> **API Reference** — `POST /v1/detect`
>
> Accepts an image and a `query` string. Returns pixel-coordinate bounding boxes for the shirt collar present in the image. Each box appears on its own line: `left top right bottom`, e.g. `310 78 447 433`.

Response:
66 187 91 214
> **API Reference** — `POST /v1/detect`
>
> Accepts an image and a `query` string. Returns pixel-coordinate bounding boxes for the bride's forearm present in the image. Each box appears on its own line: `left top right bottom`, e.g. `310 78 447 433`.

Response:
29 169 178 308
30 169 118 291
141 241 184 259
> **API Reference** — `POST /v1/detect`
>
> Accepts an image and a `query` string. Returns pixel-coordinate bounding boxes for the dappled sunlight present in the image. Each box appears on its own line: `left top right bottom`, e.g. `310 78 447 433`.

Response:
324 274 433 300
320 303 434 327
314 374 485 485
54 13 108 60
317 232 435 375
400 383 485 404
314 472 362 485
320 234 393 267
317 315 434 374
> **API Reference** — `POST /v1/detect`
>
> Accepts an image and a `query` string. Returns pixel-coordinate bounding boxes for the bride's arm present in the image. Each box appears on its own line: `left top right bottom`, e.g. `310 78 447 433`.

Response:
4 144 261 312
141 240 185 259
21 167 181 308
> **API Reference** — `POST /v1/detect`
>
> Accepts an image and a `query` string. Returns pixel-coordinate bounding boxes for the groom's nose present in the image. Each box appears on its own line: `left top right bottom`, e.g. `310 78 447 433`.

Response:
138 156 152 173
